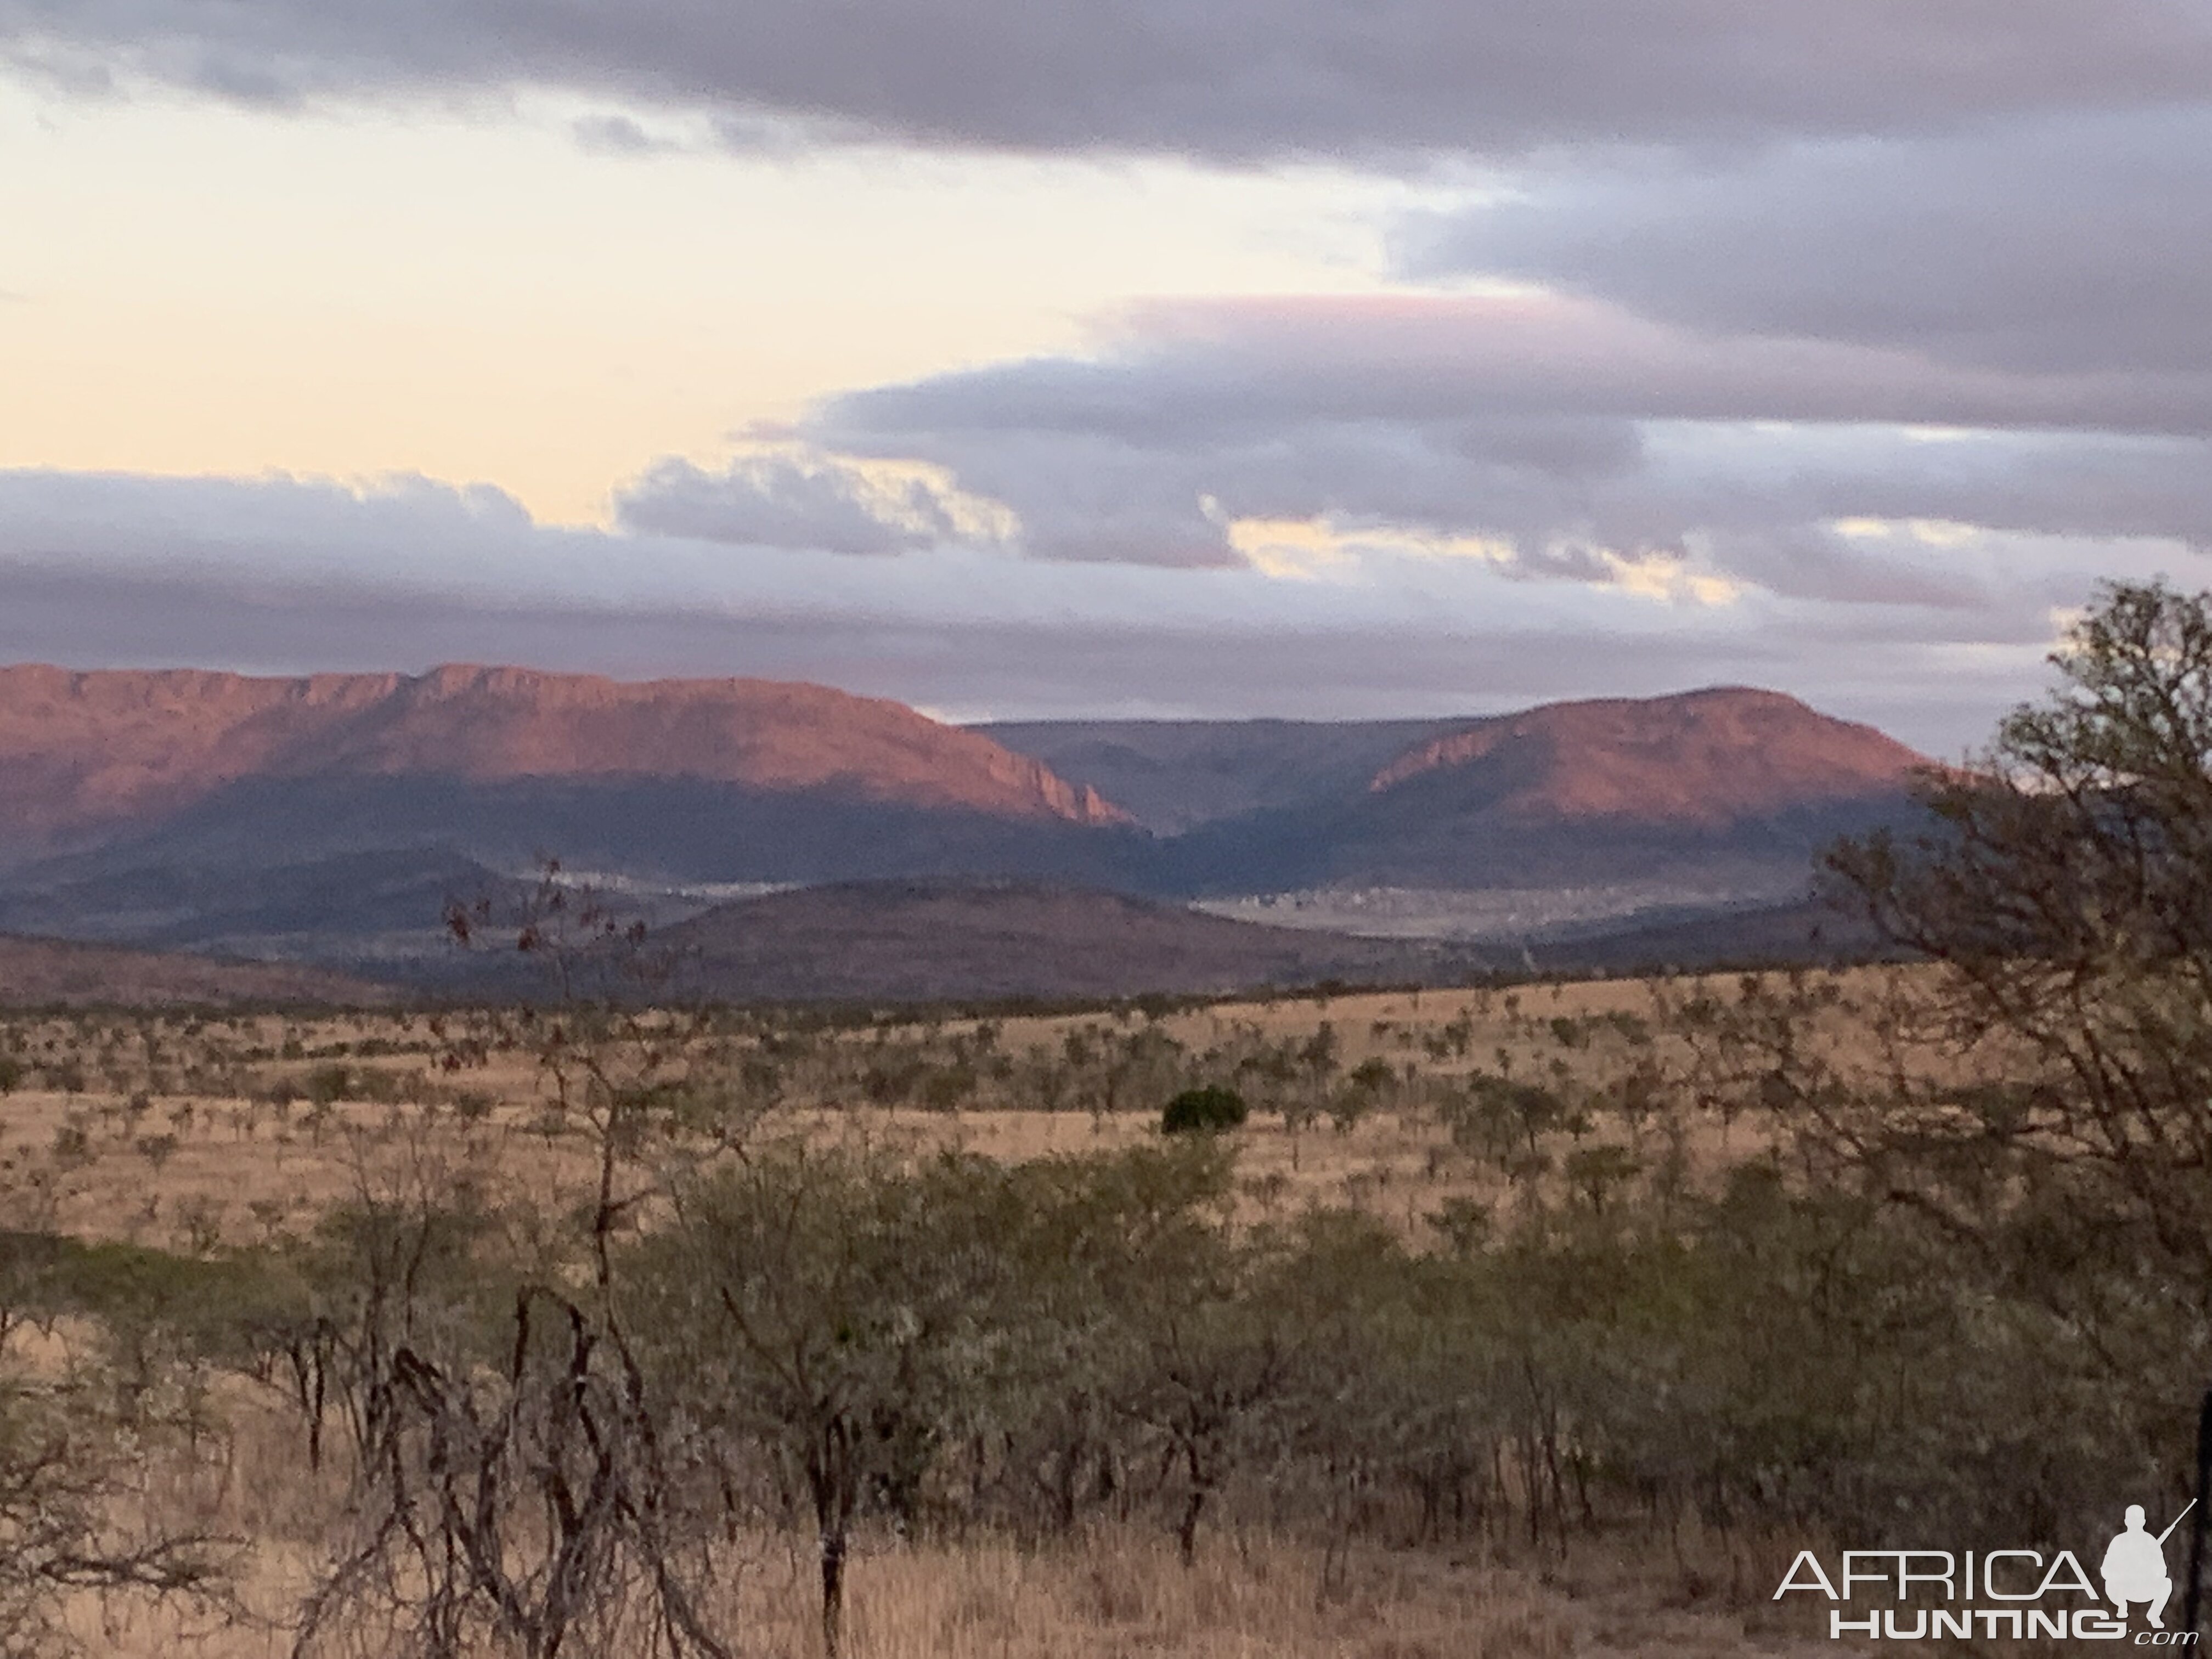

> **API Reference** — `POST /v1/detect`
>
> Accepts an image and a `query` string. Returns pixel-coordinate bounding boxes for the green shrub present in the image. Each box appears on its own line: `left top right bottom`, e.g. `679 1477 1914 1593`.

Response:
1161 1084 1248 1135
303 1063 352 1105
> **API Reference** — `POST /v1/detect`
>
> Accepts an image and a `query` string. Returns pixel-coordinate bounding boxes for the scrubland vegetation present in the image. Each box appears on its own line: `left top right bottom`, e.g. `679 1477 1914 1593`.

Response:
4 582 2212 1657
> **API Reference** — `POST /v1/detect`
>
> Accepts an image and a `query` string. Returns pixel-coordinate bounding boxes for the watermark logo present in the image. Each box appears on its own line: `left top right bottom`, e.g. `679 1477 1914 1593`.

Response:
1775 1502 2200 1644
2106 1505 2180 1632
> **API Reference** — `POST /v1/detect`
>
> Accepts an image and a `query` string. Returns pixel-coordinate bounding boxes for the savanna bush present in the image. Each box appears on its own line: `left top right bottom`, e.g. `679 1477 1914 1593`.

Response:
1161 1084 1248 1135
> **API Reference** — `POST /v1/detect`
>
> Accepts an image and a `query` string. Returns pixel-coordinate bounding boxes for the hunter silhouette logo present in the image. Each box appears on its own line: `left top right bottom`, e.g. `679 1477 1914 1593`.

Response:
2104 1502 2192 1630
1775 1499 2203 1643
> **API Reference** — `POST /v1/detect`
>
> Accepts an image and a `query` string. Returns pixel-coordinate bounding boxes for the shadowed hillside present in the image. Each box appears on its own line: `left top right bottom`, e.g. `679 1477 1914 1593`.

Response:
0 846 526 966
1156 687 1928 894
0 933 392 1007
658 879 1483 1003
980 689 1924 844
974 717 1465 833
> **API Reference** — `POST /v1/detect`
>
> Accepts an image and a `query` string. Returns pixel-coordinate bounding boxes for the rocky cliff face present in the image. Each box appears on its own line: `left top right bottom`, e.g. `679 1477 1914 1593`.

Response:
0 663 1125 854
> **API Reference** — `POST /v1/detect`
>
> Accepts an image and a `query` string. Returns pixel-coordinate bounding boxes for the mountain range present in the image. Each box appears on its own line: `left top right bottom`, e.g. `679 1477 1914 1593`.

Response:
1007 687 1923 898
0 662 1121 856
0 663 1932 993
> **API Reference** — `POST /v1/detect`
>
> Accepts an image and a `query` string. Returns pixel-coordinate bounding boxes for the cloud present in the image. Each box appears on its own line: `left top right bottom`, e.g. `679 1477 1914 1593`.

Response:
0 462 2187 757
568 112 675 156
8 0 2211 161
614 450 1014 556
1404 108 2212 378
828 294 2212 442
686 294 2212 598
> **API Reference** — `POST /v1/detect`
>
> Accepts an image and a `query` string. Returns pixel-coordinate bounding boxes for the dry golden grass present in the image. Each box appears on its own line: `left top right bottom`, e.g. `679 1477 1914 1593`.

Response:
7 1082 1761 1257
56 1475 1841 1659
58 1536 1849 1659
751 1527 1834 1659
0 967 1906 1251
1 972 1952 1659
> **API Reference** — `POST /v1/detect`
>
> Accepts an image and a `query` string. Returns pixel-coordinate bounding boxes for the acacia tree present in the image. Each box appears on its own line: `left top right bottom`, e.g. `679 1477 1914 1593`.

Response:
643 1146 1023 1656
1825 585 2212 1258
1114 1202 1295 1567
1774 580 2212 1500
0 1370 230 1659
295 864 745 1659
0 1110 235 1657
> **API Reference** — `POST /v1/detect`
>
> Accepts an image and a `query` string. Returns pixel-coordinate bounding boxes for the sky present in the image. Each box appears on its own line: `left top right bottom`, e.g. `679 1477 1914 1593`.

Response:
5 2 2212 753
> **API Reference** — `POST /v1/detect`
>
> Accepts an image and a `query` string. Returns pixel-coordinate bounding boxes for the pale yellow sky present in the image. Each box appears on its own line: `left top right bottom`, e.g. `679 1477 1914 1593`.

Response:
0 82 1435 523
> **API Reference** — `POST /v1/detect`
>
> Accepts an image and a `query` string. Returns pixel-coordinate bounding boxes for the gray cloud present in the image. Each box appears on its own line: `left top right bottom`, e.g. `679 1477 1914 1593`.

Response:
1406 108 2212 379
569 112 675 156
615 453 991 556
9 273 2203 748
741 296 2212 591
828 296 2212 443
1 463 2145 755
7 0 2212 160
0 549 2059 760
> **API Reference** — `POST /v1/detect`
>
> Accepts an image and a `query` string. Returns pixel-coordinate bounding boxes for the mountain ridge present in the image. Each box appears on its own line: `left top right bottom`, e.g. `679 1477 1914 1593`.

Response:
0 662 1125 857
984 687 1928 838
0 669 1933 970
1363 686 1927 823
993 687 1929 896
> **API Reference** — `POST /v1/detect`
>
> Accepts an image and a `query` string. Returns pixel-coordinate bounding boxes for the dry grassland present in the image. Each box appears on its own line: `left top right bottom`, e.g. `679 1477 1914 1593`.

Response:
1 973 1922 1658
59 1528 1840 1659
40 1348 1835 1659
1 972 1901 1250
